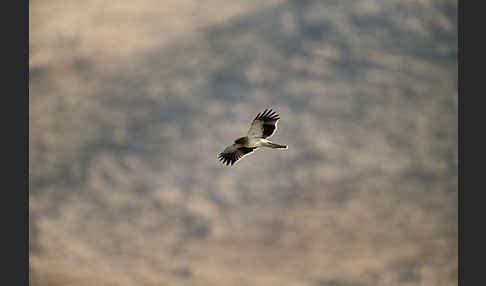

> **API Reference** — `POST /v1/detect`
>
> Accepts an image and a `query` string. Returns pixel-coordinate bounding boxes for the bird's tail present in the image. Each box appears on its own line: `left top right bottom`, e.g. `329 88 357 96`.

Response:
265 142 288 149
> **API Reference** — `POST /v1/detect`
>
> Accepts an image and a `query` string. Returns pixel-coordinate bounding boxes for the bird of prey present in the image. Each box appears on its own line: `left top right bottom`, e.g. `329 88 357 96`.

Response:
218 108 288 166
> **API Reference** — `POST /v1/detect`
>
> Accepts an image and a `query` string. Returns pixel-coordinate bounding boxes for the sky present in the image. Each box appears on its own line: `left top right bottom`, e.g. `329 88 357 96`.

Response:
30 0 457 285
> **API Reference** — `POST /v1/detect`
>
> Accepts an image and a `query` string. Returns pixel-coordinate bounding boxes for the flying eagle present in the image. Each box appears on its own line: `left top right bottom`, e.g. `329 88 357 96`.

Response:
218 108 288 166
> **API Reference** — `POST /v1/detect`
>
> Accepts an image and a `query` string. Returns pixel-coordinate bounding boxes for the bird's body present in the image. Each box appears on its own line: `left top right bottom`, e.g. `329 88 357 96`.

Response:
218 109 287 166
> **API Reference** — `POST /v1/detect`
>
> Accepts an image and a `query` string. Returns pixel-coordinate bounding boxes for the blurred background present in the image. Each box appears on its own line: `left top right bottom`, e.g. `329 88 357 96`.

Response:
29 0 457 285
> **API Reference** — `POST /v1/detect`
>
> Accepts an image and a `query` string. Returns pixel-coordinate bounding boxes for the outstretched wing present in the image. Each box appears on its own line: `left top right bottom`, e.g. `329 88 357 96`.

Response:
218 144 256 166
247 108 280 139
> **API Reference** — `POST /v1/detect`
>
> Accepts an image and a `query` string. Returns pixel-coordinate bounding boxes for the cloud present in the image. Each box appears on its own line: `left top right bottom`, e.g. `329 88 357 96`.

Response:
30 0 457 285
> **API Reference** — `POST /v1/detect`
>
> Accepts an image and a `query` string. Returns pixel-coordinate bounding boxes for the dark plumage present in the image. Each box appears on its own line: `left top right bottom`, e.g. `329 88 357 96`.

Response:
218 147 256 166
234 137 249 145
254 109 280 139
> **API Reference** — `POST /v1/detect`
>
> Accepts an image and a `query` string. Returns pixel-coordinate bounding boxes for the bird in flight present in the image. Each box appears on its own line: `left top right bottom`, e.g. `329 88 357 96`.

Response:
218 108 288 166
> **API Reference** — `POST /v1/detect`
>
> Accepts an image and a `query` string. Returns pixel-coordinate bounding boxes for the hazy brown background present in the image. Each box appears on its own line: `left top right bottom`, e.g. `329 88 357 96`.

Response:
29 0 457 285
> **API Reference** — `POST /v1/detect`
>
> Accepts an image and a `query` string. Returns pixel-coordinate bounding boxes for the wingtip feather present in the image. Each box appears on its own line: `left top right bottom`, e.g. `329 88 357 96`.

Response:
254 108 281 121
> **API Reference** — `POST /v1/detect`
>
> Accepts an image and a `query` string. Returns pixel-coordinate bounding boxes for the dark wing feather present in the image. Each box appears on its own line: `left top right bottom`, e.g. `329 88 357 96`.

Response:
218 146 256 166
247 108 280 139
